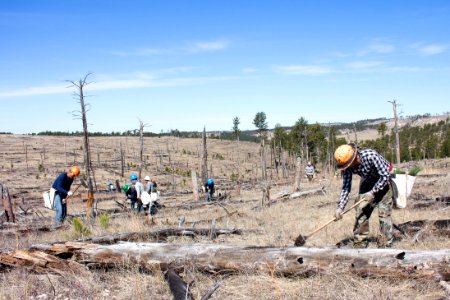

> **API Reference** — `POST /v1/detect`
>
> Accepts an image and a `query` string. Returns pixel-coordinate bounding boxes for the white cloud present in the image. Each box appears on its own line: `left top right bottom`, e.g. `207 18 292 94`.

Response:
368 43 395 54
274 65 333 75
111 39 230 56
186 40 229 53
0 85 68 98
418 44 447 55
385 66 433 72
242 67 258 73
111 48 171 56
0 73 242 98
346 61 384 69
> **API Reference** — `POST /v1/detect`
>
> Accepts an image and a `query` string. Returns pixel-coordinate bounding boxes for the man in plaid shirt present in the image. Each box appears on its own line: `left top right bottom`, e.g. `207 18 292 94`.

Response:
334 143 394 248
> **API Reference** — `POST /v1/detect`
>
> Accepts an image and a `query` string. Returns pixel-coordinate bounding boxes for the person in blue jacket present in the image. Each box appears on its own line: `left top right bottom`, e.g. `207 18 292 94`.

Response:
204 178 215 202
52 166 80 225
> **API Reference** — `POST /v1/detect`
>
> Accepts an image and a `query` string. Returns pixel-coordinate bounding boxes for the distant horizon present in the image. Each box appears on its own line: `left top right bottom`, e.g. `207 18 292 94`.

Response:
3 111 447 135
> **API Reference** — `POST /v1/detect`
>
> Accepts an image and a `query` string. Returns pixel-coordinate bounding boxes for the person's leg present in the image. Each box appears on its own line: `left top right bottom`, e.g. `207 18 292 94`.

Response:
353 198 376 247
62 200 67 223
130 200 136 211
54 194 63 226
353 178 376 247
377 186 393 247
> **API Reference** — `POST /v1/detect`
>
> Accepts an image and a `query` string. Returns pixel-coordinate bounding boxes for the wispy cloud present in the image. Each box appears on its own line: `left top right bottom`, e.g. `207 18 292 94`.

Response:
346 61 384 69
367 43 395 54
242 67 258 74
185 40 229 53
274 65 333 75
384 66 433 72
0 72 241 98
417 44 447 56
111 39 230 56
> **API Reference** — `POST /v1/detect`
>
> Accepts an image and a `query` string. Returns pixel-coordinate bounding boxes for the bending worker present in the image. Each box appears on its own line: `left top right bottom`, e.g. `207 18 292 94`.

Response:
204 178 215 202
52 166 80 226
305 162 315 182
334 143 394 248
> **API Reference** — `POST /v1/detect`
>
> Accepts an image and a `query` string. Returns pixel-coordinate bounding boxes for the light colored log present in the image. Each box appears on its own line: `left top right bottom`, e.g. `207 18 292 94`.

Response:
20 242 450 279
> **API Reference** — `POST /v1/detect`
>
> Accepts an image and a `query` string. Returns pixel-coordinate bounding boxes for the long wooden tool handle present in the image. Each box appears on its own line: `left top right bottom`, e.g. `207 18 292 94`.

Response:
306 197 367 238
66 183 82 201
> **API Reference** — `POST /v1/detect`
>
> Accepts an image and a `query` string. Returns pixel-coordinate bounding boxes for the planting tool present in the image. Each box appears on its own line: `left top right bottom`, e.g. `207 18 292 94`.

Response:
294 196 368 246
66 178 88 200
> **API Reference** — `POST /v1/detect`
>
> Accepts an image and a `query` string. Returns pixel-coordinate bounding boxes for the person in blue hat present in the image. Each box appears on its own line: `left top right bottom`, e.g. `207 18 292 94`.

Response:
204 178 215 202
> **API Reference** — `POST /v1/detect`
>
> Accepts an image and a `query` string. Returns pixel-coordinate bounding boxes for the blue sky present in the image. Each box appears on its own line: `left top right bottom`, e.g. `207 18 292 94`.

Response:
0 1 449 134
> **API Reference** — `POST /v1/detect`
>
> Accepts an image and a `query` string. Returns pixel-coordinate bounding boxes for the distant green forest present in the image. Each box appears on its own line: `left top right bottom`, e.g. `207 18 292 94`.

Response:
25 113 450 164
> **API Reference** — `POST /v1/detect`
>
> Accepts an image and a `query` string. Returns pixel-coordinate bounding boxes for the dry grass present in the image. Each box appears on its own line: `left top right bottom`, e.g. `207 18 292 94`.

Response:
1 135 449 299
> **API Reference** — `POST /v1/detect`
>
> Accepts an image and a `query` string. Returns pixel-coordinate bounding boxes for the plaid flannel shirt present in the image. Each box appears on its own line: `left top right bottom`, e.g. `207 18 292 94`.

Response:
338 148 390 209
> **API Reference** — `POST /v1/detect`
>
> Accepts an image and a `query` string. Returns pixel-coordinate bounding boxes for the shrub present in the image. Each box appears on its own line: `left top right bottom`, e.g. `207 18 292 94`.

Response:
98 213 110 230
72 217 91 238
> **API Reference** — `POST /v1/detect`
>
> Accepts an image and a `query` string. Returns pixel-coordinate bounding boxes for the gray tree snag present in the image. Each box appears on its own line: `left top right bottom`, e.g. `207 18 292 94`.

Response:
293 157 301 192
191 170 199 201
1 183 15 222
232 117 241 194
137 118 148 180
201 127 208 184
120 142 125 178
68 73 96 221
389 99 401 164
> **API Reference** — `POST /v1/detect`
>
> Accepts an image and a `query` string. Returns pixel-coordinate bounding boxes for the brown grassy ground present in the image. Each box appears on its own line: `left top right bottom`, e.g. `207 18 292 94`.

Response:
0 135 449 299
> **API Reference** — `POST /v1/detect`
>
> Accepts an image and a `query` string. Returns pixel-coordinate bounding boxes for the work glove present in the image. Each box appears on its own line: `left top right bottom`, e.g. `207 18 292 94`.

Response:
68 191 73 196
362 191 375 202
334 207 344 221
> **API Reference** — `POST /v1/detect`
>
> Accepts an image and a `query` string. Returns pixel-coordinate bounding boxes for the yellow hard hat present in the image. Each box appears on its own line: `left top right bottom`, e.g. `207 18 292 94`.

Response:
69 166 80 177
334 144 357 170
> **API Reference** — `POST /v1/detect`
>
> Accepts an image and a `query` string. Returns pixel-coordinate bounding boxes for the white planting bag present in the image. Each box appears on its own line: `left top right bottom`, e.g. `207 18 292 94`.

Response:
43 188 56 210
392 174 416 209
141 191 152 205
150 191 159 201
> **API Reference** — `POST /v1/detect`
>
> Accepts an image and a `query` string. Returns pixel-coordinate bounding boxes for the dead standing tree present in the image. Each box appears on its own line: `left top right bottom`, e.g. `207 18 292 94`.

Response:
1 183 15 222
232 117 241 195
137 118 149 180
253 112 270 206
68 74 96 221
389 99 401 165
201 127 208 185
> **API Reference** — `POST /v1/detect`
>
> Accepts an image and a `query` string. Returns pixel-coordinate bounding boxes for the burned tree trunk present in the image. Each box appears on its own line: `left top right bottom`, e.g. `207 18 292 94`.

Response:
191 170 199 201
293 157 301 192
68 74 95 220
201 127 208 185
1 183 15 223
8 242 449 280
120 142 125 178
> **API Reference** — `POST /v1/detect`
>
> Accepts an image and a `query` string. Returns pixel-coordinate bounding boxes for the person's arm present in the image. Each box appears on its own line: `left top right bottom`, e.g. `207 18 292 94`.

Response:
52 174 70 195
337 170 352 209
370 155 390 194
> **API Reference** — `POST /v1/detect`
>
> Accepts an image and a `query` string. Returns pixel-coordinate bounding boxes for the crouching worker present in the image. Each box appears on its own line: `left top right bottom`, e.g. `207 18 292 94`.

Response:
122 184 135 211
305 162 315 182
204 178 215 202
334 143 395 248
52 166 80 226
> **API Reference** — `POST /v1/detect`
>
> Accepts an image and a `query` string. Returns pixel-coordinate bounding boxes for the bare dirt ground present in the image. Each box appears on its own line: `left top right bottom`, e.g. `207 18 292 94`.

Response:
0 135 449 299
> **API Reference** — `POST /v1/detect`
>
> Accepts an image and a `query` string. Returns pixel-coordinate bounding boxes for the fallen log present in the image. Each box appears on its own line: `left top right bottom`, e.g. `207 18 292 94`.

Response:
0 249 89 276
252 187 327 210
14 242 450 280
31 228 256 246
396 219 449 237
289 186 326 199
